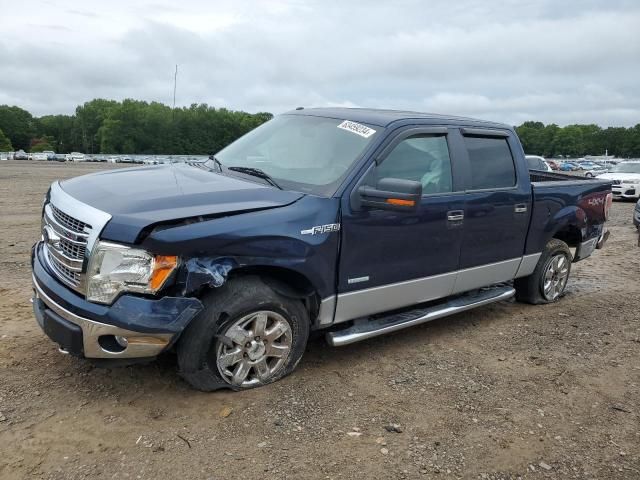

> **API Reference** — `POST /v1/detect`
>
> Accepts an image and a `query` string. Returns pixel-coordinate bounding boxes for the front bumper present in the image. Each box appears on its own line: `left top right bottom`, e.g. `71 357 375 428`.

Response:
32 242 203 359
612 184 640 199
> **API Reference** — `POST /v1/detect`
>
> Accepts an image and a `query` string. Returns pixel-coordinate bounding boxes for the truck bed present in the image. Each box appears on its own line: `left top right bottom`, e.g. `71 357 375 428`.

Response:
529 170 591 183
525 172 611 256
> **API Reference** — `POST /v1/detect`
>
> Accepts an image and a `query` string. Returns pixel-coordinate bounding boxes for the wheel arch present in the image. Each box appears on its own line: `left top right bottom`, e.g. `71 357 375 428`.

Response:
226 265 321 325
552 224 582 248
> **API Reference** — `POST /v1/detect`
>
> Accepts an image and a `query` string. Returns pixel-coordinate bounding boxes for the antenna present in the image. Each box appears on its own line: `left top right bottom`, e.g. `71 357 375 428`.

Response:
172 64 178 110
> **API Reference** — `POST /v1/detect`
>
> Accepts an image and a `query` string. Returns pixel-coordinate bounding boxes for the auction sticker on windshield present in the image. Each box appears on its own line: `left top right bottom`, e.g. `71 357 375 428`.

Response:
337 120 376 138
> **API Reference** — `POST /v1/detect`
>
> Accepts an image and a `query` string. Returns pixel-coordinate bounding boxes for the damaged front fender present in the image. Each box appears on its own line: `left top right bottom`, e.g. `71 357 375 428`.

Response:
182 257 238 296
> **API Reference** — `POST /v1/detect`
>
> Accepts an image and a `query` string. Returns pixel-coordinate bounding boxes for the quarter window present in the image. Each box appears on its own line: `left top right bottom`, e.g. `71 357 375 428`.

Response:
464 136 516 190
375 135 453 194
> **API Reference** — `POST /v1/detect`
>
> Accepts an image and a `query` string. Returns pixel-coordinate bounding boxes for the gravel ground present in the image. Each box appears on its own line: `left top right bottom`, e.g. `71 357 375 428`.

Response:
0 160 639 479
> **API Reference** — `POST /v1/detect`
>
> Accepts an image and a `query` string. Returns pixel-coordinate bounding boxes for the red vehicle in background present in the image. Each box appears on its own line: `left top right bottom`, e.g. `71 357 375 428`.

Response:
546 159 560 170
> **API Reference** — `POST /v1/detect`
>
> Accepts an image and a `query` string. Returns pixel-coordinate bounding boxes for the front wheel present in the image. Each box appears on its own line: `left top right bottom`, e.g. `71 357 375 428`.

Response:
177 276 310 391
515 239 572 304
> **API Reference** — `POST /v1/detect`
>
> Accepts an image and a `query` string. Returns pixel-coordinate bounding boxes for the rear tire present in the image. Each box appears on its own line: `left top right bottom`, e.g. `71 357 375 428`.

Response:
177 276 309 391
515 239 572 305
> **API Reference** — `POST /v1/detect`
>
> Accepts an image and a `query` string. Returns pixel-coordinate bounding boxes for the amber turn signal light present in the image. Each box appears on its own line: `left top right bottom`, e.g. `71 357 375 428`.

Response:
150 255 178 291
386 198 415 207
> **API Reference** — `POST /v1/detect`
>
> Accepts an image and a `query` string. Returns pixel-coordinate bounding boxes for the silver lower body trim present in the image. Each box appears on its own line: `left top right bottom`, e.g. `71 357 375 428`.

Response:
333 257 535 325
316 295 337 326
32 274 172 359
451 258 520 294
334 271 457 324
514 253 542 278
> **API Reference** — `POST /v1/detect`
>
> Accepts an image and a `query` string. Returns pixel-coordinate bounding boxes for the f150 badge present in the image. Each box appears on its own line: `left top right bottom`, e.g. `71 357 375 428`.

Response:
301 223 341 235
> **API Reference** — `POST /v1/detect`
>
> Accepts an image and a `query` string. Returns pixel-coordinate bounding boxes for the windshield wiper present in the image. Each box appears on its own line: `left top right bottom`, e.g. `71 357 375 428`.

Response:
208 153 223 172
227 166 282 190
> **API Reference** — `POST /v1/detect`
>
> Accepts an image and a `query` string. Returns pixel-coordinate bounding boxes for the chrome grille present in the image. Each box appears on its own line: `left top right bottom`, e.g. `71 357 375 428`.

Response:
42 202 92 292
51 203 90 234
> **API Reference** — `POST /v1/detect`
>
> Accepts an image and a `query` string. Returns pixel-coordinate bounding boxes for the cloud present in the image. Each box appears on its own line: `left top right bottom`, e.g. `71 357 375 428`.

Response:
0 0 638 126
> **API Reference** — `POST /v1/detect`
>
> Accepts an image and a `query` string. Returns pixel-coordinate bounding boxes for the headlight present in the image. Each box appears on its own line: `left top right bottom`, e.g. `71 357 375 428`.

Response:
86 241 178 304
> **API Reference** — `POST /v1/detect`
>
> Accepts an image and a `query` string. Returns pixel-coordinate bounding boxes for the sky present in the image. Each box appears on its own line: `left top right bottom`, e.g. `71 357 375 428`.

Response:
1 0 639 126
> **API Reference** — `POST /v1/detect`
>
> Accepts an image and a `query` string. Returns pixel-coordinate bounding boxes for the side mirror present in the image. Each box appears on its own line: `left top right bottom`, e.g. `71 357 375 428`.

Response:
358 178 422 211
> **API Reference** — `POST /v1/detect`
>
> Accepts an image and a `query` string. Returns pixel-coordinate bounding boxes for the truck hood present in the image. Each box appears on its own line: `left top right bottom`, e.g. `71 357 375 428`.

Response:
59 163 304 243
597 172 640 182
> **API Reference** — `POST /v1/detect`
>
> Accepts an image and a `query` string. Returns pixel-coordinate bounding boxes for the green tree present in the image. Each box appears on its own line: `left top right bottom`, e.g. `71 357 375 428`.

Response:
74 99 118 153
39 115 76 153
0 105 36 151
0 127 12 151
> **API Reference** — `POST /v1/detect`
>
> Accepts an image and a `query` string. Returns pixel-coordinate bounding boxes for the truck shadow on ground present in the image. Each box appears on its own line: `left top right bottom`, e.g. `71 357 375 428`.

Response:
50 300 524 396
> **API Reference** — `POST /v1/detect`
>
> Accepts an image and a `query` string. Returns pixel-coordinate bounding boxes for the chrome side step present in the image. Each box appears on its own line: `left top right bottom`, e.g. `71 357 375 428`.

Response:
326 285 515 347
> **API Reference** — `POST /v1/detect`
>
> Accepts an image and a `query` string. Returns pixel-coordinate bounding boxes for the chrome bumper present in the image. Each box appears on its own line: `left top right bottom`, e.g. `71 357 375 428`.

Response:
33 274 173 359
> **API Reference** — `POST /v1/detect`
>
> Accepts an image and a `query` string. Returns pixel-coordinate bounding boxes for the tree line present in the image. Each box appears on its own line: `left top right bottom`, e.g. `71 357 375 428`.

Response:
515 121 640 158
1 100 639 157
0 99 272 155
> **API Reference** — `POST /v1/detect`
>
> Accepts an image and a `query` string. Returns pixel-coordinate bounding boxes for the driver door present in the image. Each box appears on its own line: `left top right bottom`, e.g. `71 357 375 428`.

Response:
334 127 466 324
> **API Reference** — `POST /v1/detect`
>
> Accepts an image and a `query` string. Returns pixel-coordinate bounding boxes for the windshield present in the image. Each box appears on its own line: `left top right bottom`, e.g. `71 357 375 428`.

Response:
212 114 381 195
609 163 640 174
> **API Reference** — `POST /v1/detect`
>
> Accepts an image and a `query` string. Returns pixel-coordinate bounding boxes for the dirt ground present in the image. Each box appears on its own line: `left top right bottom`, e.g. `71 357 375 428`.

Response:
0 160 638 480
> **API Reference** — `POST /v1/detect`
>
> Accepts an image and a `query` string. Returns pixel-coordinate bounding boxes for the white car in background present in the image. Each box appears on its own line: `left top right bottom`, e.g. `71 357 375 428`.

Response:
68 152 86 162
597 160 640 200
32 152 49 161
525 155 553 172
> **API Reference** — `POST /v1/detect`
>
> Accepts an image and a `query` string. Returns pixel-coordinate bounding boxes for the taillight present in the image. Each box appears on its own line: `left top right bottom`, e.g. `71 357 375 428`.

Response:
604 192 613 221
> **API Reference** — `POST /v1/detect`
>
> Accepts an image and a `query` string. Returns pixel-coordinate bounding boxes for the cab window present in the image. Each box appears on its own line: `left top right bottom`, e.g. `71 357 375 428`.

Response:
464 136 516 190
374 135 453 194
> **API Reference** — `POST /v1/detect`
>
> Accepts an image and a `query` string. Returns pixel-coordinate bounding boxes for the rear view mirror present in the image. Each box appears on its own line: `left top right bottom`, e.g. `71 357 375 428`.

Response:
358 178 422 211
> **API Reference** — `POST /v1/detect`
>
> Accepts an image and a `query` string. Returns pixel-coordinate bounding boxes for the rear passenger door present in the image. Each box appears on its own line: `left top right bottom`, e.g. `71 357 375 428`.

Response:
453 128 531 293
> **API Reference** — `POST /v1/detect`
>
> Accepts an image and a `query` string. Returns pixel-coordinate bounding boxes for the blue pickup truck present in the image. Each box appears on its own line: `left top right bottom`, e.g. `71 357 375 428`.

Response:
32 108 612 391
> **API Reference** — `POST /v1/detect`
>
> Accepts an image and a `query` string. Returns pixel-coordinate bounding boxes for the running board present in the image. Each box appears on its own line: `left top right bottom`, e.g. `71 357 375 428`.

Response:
326 286 515 347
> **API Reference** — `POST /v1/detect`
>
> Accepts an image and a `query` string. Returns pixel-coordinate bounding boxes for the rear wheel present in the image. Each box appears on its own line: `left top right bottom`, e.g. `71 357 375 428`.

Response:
177 276 310 391
515 239 572 304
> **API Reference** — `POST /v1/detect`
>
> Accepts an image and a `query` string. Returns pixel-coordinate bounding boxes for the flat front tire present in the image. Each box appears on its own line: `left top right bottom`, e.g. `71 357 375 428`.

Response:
177 276 310 391
515 238 572 305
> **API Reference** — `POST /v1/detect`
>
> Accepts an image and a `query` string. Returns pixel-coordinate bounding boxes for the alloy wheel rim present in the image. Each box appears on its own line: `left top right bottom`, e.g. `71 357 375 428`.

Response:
542 253 570 301
215 311 292 387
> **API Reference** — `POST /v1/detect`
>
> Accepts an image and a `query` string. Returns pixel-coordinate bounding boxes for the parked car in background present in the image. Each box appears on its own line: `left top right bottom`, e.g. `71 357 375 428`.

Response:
525 155 552 172
584 164 611 178
546 159 560 170
68 152 86 162
577 161 599 169
51 154 67 162
559 162 581 171
14 150 28 160
597 160 640 200
32 152 50 161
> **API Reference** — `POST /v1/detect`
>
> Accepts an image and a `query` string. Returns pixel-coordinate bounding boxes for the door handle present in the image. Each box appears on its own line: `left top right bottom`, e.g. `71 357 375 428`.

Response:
514 204 527 213
447 210 464 222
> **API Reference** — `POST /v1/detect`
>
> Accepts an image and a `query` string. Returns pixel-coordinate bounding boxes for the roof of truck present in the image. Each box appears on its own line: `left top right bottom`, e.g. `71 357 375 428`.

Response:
285 107 511 129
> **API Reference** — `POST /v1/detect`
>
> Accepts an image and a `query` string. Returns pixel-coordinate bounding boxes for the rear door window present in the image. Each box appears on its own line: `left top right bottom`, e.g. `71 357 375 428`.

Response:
464 136 516 190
